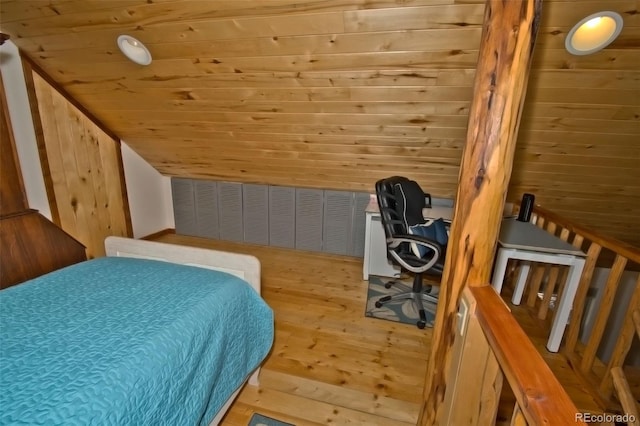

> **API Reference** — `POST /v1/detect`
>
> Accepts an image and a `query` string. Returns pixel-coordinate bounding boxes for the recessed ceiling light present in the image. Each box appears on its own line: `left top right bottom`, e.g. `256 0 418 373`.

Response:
565 11 623 56
117 35 152 65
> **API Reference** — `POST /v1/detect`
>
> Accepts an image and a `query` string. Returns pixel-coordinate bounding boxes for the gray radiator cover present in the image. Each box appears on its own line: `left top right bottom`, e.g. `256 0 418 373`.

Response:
243 184 269 245
171 178 197 237
194 180 219 239
171 178 368 257
217 182 243 242
268 185 295 248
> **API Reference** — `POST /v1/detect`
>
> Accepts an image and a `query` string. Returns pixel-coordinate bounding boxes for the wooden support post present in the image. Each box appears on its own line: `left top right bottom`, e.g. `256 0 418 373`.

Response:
418 0 542 424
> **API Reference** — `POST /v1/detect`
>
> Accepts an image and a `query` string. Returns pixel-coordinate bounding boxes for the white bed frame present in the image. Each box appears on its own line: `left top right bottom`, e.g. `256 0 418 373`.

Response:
104 236 264 425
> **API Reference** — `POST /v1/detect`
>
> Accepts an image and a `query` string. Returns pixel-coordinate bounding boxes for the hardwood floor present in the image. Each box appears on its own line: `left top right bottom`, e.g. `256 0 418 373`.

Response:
151 233 605 425
154 233 429 425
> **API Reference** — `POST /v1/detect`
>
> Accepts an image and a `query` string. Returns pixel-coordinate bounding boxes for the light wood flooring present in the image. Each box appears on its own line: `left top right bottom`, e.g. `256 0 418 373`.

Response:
151 233 605 425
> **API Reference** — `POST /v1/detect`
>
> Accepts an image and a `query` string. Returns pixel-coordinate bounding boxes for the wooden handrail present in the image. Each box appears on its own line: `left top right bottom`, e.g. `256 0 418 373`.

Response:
533 205 640 264
471 285 585 425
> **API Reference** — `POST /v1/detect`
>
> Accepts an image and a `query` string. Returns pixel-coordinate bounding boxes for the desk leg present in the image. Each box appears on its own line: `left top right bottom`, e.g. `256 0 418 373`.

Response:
491 248 510 294
511 261 530 305
546 257 586 352
363 213 373 280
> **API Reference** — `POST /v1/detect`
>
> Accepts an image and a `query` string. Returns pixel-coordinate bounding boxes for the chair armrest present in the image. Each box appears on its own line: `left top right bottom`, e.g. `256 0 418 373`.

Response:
388 234 444 259
387 235 442 273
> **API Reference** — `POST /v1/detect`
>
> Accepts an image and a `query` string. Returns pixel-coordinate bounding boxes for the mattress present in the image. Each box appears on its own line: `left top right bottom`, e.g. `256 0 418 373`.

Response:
0 257 274 425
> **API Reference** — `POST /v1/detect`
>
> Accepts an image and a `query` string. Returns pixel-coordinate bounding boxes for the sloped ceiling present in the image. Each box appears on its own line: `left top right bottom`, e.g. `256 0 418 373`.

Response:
1 0 638 246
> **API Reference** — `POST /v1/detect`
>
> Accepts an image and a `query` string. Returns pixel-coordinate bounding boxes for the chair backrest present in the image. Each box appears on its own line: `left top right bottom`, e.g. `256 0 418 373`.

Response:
375 176 407 241
375 176 426 239
393 179 428 228
376 176 446 274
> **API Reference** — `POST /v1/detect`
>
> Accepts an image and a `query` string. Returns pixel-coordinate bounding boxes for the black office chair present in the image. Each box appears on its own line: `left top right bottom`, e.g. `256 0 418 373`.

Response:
374 176 448 329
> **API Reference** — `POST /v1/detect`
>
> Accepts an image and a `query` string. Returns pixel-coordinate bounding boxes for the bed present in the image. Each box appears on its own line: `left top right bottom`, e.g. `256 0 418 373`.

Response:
0 236 274 425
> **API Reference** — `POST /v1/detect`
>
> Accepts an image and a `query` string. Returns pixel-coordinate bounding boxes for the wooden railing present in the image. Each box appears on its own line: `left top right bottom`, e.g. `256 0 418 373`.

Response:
440 201 640 424
528 205 640 411
441 285 585 425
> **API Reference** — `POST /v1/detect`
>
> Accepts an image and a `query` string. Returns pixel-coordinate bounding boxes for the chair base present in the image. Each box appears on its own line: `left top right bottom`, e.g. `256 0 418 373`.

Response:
374 285 439 329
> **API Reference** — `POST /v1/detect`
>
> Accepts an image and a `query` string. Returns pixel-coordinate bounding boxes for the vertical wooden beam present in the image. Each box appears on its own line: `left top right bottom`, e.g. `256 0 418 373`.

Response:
418 1 542 424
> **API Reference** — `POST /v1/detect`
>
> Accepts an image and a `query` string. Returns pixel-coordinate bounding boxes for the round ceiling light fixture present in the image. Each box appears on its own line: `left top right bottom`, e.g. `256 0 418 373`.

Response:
565 11 623 56
117 35 152 65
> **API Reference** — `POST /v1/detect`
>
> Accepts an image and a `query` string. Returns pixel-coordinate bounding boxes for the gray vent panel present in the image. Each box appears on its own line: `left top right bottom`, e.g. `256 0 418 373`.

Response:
295 188 324 251
349 192 371 257
171 179 370 258
269 186 295 248
194 180 219 239
217 182 243 242
171 178 197 236
322 190 353 255
243 184 269 245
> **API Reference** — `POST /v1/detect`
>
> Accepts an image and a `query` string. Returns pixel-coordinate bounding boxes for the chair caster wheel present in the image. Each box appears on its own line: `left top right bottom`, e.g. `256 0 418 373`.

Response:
417 320 426 329
375 301 383 308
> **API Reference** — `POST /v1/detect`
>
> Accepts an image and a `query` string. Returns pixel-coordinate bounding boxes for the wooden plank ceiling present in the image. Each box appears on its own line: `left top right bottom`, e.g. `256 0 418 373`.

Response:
1 0 638 246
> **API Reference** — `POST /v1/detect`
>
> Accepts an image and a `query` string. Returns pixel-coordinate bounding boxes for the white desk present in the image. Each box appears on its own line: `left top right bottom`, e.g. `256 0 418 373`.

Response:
491 218 586 352
363 200 453 280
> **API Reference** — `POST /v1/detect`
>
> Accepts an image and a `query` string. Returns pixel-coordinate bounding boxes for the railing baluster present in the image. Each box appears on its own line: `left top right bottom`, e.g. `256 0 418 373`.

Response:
572 234 584 250
564 242 602 355
530 212 539 226
599 274 640 399
539 266 559 320
611 367 640 426
580 255 628 374
550 265 569 326
534 222 561 318
552 232 584 324
510 403 527 426
526 265 546 307
549 229 573 319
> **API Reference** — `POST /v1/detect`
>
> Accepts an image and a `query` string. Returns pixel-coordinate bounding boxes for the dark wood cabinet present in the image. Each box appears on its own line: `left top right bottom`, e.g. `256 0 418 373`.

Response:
0 210 86 289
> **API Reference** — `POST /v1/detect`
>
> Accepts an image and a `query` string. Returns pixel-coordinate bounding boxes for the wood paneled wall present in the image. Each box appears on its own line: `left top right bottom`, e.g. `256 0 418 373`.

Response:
1 0 638 246
24 66 132 258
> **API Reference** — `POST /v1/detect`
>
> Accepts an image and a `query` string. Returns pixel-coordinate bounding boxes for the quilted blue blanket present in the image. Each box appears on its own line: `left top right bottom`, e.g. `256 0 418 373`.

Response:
0 257 274 425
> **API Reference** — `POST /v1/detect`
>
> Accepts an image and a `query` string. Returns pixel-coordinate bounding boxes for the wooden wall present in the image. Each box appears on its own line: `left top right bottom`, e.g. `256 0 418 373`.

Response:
1 74 88 288
1 0 638 246
24 66 132 258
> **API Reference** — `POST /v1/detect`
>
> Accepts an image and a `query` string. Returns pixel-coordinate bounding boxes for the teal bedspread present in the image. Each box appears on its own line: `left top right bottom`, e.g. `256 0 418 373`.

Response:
0 257 274 425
